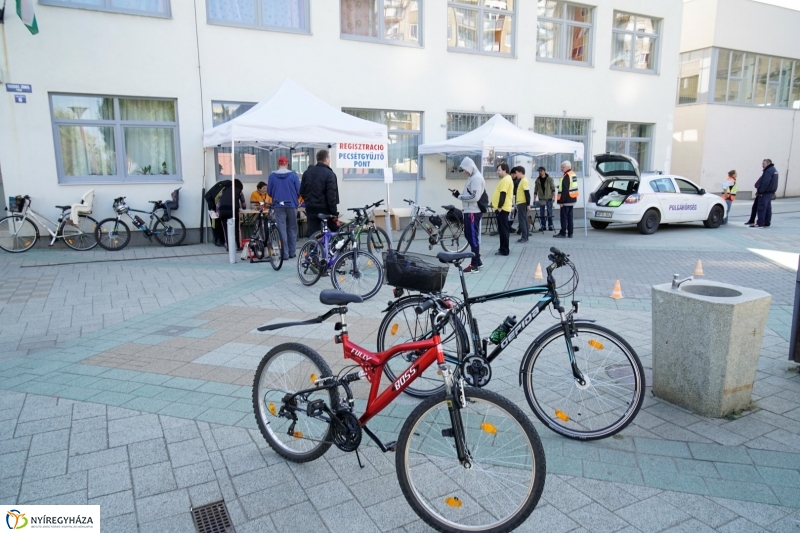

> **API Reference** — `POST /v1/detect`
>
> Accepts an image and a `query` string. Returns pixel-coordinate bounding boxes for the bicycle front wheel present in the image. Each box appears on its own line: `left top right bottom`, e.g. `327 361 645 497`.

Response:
396 224 416 253
152 216 186 247
330 250 383 300
0 215 38 253
397 387 545 533
95 218 131 251
439 220 468 252
61 215 98 251
366 226 390 256
378 296 468 398
521 322 645 440
253 343 338 462
268 226 283 270
297 240 323 286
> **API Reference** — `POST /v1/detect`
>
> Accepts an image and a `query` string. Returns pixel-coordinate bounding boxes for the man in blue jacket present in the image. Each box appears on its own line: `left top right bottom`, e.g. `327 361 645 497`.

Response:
267 157 301 259
753 159 778 228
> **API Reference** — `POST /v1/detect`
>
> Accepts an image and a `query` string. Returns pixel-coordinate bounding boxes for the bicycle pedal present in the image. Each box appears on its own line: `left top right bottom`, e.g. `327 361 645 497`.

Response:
306 399 325 417
384 441 397 452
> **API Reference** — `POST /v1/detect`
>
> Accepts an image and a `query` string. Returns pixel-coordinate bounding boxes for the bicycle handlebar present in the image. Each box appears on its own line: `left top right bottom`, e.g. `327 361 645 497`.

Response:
415 298 436 314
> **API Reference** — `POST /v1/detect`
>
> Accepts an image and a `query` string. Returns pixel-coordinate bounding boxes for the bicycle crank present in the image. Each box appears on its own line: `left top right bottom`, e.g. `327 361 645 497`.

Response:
462 355 492 387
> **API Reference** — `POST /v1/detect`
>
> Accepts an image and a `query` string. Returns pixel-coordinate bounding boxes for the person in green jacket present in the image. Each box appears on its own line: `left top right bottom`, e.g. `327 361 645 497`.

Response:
533 167 556 231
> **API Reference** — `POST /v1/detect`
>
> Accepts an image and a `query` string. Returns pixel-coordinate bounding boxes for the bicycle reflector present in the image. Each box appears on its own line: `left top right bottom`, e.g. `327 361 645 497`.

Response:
390 324 399 336
292 431 303 439
480 422 497 435
445 497 462 508
555 410 570 422
268 403 276 416
311 373 318 384
588 340 604 350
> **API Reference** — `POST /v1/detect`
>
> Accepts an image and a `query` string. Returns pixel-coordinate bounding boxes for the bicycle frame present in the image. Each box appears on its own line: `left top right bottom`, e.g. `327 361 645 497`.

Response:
20 209 61 239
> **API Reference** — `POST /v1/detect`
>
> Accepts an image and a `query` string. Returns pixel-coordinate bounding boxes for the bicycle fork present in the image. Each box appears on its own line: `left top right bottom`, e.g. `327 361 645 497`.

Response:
439 364 473 468
561 311 587 386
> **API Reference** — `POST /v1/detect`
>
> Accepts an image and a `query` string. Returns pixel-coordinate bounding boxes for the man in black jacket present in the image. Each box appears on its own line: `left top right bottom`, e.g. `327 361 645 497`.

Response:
300 149 340 235
754 159 778 228
205 179 245 248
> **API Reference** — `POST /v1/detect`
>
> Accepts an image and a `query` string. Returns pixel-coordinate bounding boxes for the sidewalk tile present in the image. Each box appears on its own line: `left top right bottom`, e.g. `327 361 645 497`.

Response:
89 489 135 520
88 462 131 498
689 443 752 464
135 489 191 522
634 437 692 459
615 497 690 533
128 438 169 468
705 478 779 505
583 461 644 485
132 461 178 497
755 466 800 488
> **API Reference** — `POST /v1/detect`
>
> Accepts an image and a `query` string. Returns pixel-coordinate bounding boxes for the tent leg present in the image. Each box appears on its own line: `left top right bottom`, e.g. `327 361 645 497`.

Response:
229 139 237 264
385 183 392 247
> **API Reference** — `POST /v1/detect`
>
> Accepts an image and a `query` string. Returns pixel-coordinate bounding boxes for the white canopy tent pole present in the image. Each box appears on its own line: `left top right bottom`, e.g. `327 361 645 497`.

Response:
228 138 236 264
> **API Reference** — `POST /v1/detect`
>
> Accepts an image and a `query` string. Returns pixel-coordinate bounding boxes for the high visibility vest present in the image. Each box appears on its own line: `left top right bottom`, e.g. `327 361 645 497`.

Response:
557 171 579 202
721 181 738 201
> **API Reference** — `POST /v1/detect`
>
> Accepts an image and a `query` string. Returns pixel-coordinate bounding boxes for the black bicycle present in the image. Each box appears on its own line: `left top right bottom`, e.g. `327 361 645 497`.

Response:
95 189 184 250
248 202 283 270
396 199 466 253
377 247 645 441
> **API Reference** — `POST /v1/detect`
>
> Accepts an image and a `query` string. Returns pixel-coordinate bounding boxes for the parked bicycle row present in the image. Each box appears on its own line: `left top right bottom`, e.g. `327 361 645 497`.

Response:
0 188 185 253
254 246 644 532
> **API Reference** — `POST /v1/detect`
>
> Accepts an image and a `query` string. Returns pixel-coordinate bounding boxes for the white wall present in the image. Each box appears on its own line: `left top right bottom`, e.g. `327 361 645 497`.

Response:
0 0 683 229
680 0 718 53
671 104 708 182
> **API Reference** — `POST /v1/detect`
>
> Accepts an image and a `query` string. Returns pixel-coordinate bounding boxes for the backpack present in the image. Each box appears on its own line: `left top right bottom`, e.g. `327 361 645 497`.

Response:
477 191 489 213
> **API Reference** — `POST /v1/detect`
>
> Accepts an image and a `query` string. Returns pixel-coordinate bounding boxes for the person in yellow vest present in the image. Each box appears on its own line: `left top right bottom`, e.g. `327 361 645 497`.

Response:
512 166 531 243
491 162 514 255
721 170 737 225
554 161 579 239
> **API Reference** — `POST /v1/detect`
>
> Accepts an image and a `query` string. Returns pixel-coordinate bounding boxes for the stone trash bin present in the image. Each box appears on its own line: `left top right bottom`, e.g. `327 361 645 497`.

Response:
652 280 771 418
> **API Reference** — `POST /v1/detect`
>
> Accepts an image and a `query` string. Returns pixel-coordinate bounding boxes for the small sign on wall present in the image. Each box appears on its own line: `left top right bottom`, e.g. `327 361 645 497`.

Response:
6 84 32 93
14 95 27 104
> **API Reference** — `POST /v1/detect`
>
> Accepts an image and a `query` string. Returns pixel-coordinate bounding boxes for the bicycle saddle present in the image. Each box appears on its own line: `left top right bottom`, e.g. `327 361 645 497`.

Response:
441 205 456 211
55 205 70 210
437 251 475 264
319 289 363 306
318 213 335 220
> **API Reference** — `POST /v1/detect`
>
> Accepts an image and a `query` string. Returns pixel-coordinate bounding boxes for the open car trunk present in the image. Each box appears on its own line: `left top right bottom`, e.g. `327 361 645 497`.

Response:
591 153 641 207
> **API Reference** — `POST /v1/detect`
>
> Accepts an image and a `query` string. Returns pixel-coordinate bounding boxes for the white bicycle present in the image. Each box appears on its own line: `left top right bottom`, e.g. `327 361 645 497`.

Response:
0 191 98 253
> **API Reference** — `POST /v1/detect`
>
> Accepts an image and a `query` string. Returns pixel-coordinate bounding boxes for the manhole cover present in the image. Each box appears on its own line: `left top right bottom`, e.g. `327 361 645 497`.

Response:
607 365 652 386
192 501 235 533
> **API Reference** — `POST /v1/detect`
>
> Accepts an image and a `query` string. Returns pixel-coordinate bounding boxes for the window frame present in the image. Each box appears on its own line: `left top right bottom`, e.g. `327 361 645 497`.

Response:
447 0 516 58
206 0 311 35
610 10 661 75
211 100 265 182
50 93 182 185
340 0 423 48
446 111 516 179
533 116 591 176
605 122 654 172
711 48 799 109
535 0 594 67
39 0 171 18
341 108 423 181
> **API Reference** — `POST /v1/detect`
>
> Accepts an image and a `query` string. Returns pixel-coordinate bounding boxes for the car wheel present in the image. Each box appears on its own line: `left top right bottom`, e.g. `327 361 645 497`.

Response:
590 220 609 230
637 209 660 235
703 205 724 228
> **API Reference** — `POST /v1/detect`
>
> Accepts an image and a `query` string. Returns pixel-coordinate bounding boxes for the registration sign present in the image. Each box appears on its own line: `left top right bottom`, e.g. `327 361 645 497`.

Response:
336 142 387 169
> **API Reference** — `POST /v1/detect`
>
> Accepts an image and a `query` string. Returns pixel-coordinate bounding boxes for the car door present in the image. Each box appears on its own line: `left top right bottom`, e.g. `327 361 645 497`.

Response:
673 178 705 221
648 177 681 222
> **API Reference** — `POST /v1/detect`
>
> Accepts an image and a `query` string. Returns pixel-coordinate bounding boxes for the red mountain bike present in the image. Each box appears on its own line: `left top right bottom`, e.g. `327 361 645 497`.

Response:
253 288 545 533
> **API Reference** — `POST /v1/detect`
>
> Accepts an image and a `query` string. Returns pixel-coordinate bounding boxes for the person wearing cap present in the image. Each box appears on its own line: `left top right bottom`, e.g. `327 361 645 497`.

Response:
533 167 555 231
267 156 301 259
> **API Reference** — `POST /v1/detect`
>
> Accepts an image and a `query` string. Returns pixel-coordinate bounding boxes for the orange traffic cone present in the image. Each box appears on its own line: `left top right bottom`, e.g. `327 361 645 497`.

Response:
610 280 623 299
534 263 543 279
694 260 704 276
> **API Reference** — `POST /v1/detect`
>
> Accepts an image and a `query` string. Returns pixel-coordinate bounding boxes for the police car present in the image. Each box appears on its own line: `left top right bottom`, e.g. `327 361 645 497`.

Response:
587 153 727 235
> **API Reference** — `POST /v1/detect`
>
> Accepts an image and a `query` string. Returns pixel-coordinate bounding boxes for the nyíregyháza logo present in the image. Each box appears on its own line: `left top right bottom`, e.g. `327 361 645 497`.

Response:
6 510 28 530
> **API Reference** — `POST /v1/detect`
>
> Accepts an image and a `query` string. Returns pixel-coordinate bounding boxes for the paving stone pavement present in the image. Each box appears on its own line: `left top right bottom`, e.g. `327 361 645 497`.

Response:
0 198 799 532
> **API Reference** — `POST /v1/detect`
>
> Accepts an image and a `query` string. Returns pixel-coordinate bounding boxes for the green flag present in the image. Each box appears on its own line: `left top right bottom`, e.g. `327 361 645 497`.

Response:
16 0 39 35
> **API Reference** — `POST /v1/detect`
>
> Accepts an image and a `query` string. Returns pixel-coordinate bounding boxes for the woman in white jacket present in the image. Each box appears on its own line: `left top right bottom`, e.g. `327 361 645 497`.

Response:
449 157 486 273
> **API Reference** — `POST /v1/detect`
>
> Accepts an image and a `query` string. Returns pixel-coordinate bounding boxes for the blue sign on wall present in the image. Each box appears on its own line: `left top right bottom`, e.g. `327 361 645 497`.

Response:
14 95 27 104
6 84 33 93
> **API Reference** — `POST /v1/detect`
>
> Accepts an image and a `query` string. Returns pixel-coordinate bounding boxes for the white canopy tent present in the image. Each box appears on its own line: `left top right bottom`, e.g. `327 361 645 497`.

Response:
202 78 389 263
418 114 589 235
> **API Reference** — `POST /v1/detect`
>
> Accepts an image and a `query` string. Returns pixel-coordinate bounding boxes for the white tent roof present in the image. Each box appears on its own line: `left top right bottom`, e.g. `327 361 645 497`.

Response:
418 114 584 156
202 78 388 149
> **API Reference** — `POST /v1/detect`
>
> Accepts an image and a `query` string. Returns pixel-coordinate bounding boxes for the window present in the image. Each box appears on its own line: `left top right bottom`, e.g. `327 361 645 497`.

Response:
712 48 798 108
341 0 421 45
50 94 180 184
677 49 712 104
533 117 590 176
341 109 422 180
447 0 515 56
611 11 660 72
211 101 312 180
39 0 170 17
674 178 699 195
207 0 309 33
536 1 593 65
606 122 653 172
446 112 515 179
650 178 676 193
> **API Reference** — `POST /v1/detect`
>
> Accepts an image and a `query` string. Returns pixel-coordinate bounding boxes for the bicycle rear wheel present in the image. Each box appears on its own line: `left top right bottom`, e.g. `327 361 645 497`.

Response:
95 218 131 251
297 240 323 286
0 215 38 253
364 226 390 256
152 216 186 247
378 296 468 398
439 220 468 252
521 322 645 440
253 343 338 462
396 224 416 253
61 215 98 251
268 226 283 270
396 387 545 533
330 250 383 300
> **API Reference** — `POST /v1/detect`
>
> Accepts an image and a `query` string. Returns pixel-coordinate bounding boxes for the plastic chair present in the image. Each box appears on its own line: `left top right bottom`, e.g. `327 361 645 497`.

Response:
71 189 94 225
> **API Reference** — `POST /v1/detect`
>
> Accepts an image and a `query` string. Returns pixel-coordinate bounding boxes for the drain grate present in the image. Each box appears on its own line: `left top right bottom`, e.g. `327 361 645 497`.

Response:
191 501 235 533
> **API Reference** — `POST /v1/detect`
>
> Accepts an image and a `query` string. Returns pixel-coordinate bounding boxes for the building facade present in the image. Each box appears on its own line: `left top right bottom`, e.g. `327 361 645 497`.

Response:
0 0 683 234
673 0 800 199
